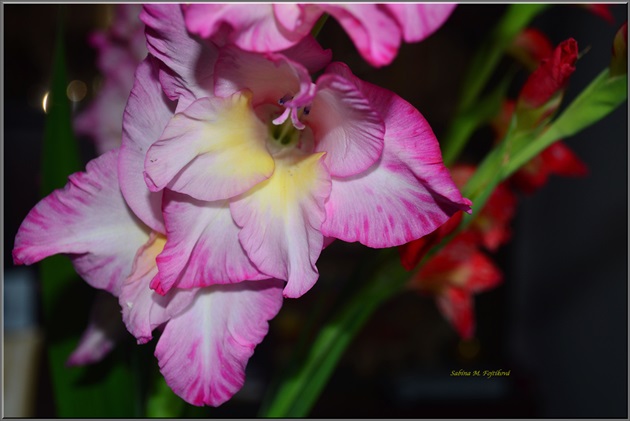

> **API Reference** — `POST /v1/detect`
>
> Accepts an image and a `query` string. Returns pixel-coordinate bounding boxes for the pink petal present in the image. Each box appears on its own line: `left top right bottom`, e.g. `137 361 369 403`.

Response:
74 4 146 155
13 150 150 296
120 57 175 233
150 191 268 295
120 232 196 343
319 4 402 67
384 4 457 43
321 63 471 248
156 280 284 407
143 93 275 202
183 4 308 52
66 292 127 367
272 4 322 35
214 45 311 108
276 35 333 74
307 70 385 177
74 79 130 154
141 4 217 106
230 152 332 298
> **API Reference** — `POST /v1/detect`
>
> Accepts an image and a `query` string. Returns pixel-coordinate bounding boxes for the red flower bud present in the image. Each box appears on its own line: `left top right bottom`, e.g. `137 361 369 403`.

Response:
518 38 578 109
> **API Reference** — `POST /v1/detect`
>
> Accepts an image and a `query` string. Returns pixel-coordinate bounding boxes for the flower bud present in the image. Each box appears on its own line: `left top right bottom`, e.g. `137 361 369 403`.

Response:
518 38 578 109
610 21 628 77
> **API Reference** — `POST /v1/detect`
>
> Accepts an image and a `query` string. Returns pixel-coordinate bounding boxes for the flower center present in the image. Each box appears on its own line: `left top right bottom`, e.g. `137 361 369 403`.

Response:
268 94 312 150
270 114 300 147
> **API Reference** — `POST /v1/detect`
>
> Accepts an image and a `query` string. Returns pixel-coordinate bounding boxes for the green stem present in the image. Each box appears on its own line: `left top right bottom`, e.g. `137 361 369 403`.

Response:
260 257 409 417
441 4 549 165
505 70 627 177
310 13 330 39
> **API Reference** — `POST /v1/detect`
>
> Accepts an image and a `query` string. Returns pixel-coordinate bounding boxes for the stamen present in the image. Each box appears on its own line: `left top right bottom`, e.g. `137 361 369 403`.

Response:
290 108 305 130
272 107 291 126
278 94 293 105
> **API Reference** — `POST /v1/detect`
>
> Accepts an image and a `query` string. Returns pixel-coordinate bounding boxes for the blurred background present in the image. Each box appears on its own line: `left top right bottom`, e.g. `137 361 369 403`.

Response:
3 3 628 417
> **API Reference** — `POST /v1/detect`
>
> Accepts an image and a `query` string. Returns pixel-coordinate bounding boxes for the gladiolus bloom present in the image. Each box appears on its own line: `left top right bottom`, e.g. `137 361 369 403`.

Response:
13 149 285 407
182 3 457 67
128 5 471 299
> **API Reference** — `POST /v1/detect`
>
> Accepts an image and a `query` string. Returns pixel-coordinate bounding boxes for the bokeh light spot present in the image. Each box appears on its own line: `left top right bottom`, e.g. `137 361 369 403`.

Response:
66 80 87 102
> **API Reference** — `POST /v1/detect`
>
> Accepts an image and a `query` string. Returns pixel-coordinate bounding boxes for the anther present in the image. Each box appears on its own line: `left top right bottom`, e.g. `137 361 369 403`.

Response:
278 94 294 105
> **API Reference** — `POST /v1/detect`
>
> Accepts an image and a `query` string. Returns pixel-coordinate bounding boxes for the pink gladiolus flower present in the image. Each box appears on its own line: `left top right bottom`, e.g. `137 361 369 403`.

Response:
68 4 149 365
182 3 457 67
74 4 147 154
13 148 285 406
129 4 471 300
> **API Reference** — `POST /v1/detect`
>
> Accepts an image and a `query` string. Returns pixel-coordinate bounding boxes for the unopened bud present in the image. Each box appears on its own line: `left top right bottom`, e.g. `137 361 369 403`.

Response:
610 21 628 77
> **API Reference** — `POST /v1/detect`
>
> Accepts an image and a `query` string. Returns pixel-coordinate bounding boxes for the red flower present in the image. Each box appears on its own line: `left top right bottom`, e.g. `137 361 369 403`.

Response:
510 142 588 194
581 4 615 24
518 38 578 110
400 164 512 338
450 165 517 252
399 211 463 271
409 232 502 339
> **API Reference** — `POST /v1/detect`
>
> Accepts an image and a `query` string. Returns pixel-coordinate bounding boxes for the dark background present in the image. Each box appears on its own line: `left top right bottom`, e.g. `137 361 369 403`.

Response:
4 3 628 417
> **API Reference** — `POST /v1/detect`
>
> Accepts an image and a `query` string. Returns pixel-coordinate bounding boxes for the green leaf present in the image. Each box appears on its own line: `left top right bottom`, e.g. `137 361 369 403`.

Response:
39 7 137 416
